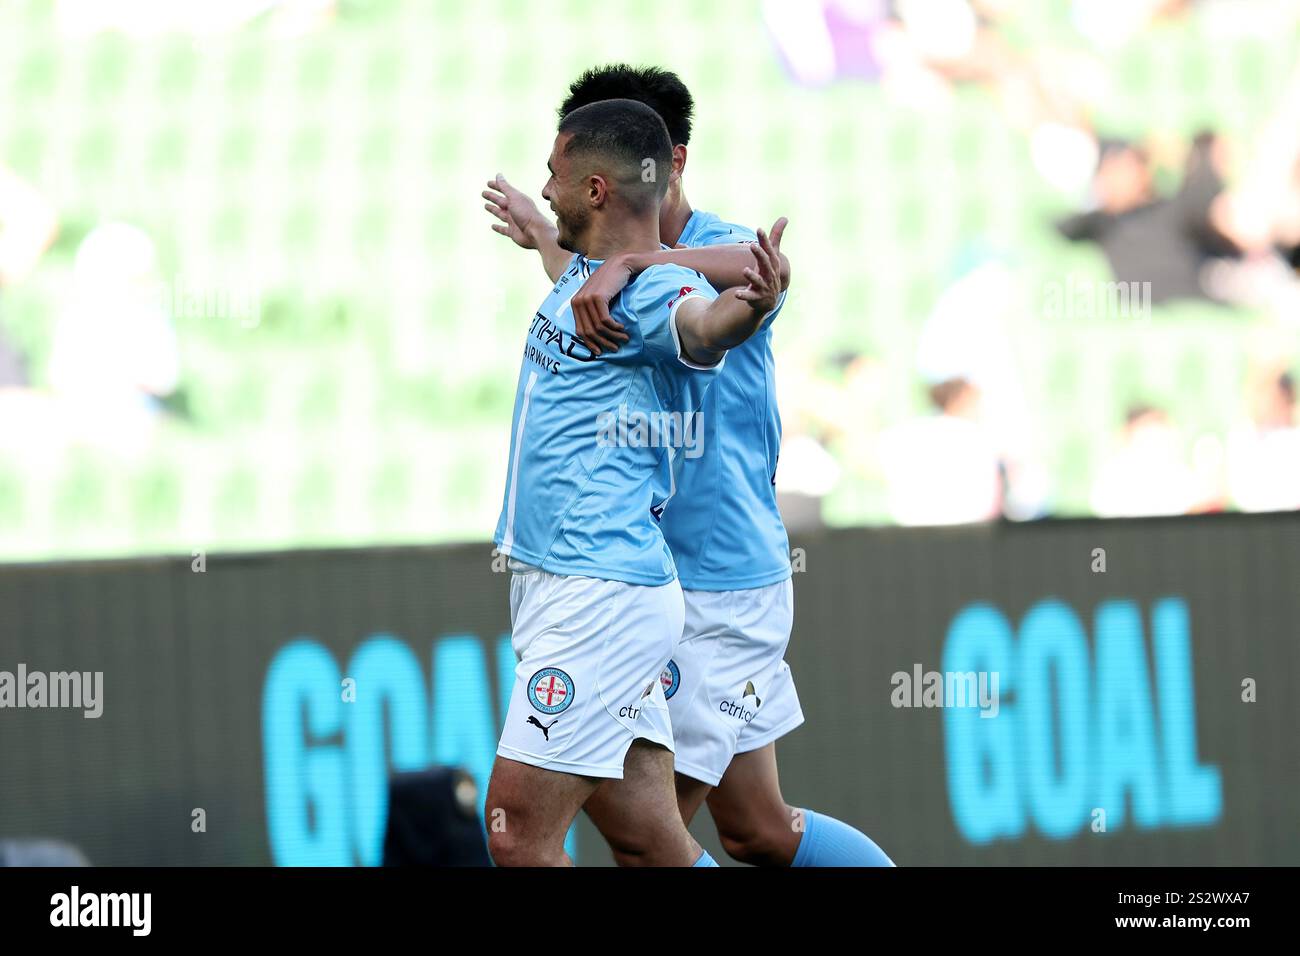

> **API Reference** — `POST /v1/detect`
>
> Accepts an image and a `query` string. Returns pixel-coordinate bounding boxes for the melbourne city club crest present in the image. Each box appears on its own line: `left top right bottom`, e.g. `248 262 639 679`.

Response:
660 660 681 700
528 667 575 715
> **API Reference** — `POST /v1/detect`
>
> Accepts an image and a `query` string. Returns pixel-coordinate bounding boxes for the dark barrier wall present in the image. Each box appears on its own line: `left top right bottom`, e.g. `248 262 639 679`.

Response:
1 514 1297 865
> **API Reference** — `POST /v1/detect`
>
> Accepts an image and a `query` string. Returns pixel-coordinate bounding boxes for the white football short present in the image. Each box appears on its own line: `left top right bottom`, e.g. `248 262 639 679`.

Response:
636 577 804 786
497 562 679 779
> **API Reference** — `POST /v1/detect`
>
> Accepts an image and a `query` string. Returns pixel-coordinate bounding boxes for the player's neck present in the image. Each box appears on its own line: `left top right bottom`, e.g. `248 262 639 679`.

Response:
659 186 693 248
581 216 661 261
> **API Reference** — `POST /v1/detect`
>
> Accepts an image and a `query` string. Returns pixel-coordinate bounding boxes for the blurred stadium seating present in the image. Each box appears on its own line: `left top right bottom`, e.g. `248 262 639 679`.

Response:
0 0 1295 560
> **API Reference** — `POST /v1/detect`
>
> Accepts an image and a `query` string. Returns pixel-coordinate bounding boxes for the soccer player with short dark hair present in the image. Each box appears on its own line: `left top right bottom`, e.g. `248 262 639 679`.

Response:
485 65 893 867
484 97 786 866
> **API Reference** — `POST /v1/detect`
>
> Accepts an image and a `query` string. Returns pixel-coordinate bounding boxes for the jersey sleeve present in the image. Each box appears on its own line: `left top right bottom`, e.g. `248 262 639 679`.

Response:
622 263 720 370
699 221 758 246
694 221 787 332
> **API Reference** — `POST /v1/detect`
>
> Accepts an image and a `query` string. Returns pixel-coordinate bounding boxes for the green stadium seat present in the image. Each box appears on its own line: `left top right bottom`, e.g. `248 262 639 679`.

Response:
17 50 58 98
293 460 334 535
213 467 259 537
129 464 183 534
53 455 107 534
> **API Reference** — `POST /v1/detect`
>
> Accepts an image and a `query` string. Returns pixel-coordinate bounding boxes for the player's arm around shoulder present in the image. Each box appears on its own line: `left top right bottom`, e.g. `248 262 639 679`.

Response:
633 231 791 296
685 221 791 293
569 217 790 357
672 219 785 368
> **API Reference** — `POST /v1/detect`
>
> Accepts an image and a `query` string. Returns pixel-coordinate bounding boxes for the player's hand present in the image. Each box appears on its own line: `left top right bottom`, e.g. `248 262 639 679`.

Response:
733 217 787 316
570 254 633 356
483 174 553 250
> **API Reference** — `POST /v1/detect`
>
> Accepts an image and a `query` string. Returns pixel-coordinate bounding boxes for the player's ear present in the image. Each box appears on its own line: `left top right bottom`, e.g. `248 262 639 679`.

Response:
671 145 687 182
588 174 608 207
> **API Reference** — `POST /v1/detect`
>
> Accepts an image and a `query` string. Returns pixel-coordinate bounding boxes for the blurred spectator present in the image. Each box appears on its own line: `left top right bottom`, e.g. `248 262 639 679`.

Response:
914 259 1050 519
0 167 59 389
763 0 895 87
1226 370 1300 512
835 353 889 475
1201 61 1300 313
1055 134 1244 305
775 351 851 532
46 223 179 449
776 430 843 533
1090 405 1201 517
877 377 1002 525
779 260 1046 528
764 0 1093 132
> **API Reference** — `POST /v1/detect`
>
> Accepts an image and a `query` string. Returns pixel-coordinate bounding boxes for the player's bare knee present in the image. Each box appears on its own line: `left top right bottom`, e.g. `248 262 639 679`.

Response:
718 826 781 866
603 814 679 865
486 824 523 866
607 840 654 866
716 826 759 865
484 787 530 865
589 813 652 863
595 807 698 866
717 805 798 866
487 821 557 867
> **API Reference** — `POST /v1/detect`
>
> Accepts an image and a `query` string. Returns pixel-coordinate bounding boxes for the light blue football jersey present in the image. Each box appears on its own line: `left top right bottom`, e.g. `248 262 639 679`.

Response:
494 254 721 586
657 209 792 591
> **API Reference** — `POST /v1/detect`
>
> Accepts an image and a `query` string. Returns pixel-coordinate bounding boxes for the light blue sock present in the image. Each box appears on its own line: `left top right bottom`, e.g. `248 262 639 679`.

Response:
693 849 719 867
792 809 894 867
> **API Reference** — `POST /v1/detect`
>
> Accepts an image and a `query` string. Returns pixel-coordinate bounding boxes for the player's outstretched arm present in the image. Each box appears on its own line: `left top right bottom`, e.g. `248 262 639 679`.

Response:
482 174 572 282
673 223 784 368
571 217 789 355
640 235 790 293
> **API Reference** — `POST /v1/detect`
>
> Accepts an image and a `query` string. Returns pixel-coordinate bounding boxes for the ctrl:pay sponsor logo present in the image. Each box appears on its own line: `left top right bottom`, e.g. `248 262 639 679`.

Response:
50 886 151 936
